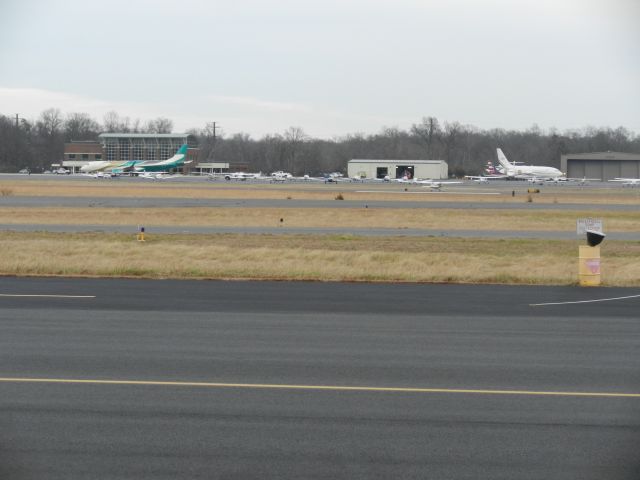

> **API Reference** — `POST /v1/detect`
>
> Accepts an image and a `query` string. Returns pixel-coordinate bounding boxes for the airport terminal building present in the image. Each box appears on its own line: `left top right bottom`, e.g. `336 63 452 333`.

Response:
560 151 640 180
347 159 448 180
62 133 200 173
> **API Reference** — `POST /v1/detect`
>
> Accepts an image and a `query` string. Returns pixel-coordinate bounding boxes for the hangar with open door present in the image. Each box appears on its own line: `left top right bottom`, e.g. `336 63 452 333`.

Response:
348 159 448 180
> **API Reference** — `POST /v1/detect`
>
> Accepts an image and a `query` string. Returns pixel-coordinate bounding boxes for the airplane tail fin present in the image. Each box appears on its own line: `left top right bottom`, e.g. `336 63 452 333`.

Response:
485 161 499 175
496 148 512 170
177 144 188 155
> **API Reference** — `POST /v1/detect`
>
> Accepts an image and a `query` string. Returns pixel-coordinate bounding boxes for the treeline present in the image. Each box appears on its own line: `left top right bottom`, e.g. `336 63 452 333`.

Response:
193 119 640 176
0 109 173 172
1 109 638 175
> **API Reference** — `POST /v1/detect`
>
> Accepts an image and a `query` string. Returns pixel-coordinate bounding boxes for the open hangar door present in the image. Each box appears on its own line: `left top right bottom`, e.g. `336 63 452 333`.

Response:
395 165 414 179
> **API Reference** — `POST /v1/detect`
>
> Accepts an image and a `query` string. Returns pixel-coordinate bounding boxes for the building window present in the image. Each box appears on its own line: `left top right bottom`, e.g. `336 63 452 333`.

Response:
68 154 76 159
81 154 89 160
119 142 129 161
160 143 171 160
106 143 117 161
95 154 102 160
132 143 143 160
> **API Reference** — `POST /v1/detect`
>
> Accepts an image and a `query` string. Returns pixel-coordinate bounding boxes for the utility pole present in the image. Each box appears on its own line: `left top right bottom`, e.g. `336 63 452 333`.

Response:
15 113 23 127
207 122 220 161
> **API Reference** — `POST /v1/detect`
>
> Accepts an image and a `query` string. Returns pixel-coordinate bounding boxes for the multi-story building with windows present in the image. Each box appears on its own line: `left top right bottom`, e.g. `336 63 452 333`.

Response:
62 133 199 173
98 133 199 165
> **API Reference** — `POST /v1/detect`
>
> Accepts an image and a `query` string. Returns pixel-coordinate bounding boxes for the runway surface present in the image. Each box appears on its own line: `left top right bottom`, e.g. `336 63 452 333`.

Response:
1 277 639 479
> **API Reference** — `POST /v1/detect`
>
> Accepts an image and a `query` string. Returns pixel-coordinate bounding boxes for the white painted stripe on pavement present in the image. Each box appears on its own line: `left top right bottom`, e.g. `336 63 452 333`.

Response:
0 294 96 298
530 293 640 306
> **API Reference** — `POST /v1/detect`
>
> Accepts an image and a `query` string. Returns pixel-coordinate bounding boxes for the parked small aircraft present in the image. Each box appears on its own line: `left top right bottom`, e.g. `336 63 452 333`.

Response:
609 178 640 187
210 172 268 181
412 178 464 190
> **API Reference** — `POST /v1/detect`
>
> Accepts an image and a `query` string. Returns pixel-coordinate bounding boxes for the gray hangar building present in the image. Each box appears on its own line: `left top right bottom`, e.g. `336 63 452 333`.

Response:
348 159 448 180
560 151 640 180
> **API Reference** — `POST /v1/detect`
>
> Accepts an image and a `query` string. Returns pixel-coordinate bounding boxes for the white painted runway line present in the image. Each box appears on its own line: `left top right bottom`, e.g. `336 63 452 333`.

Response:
0 294 96 298
0 377 638 398
530 293 640 306
355 190 501 195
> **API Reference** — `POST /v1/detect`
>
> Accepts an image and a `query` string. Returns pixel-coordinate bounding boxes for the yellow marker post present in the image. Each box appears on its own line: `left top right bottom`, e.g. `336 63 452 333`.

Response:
137 226 146 242
578 245 600 286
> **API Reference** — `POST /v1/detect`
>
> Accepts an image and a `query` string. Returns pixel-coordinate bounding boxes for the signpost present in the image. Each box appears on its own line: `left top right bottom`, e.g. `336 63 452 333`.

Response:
576 218 603 236
577 218 603 286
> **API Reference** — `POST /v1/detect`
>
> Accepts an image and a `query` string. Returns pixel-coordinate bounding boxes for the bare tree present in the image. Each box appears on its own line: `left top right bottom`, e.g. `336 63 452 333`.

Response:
131 118 143 133
283 126 308 173
442 121 461 164
411 116 440 158
102 111 130 133
145 117 173 134
38 108 63 137
64 112 100 141
102 111 120 133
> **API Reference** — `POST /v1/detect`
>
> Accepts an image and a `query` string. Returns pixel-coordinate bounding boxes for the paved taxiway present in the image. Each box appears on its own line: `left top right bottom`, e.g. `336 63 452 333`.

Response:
2 222 640 240
1 277 639 479
1 194 639 211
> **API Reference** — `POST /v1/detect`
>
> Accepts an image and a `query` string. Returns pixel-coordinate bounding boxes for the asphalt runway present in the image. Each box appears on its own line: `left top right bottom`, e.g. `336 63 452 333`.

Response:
1 277 639 479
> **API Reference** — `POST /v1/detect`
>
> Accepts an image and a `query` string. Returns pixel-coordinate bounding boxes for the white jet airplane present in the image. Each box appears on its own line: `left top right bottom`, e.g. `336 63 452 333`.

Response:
495 148 564 180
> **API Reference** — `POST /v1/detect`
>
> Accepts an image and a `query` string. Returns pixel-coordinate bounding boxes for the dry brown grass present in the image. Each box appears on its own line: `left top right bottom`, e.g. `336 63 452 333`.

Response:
0 206 638 232
1 232 639 286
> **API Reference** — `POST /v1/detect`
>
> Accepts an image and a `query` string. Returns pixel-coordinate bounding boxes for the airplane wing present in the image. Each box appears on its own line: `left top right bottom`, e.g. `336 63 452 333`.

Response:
609 178 640 186
464 175 507 180
413 179 463 185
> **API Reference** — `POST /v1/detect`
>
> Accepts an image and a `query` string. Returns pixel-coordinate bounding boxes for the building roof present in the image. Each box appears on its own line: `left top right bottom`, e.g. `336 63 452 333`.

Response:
561 151 640 160
348 159 446 164
98 133 191 139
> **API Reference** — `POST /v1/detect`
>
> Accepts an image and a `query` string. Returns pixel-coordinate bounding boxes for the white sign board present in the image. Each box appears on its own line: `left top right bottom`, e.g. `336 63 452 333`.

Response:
577 218 603 235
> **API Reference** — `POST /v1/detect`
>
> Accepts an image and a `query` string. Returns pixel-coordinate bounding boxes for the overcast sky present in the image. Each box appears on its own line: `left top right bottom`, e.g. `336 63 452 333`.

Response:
1 0 638 138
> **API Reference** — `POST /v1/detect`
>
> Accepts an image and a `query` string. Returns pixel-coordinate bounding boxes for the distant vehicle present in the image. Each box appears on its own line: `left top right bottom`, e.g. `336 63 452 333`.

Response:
18 168 30 174
55 168 70 174
271 171 293 181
